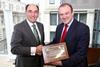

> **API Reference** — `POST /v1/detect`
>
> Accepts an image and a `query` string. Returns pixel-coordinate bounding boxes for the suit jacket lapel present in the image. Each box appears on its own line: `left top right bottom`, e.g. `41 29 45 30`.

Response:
23 20 37 44
57 23 64 42
66 19 78 43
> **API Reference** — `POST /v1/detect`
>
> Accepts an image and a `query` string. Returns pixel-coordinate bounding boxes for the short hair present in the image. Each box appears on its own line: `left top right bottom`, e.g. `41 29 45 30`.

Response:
59 3 73 13
25 4 39 11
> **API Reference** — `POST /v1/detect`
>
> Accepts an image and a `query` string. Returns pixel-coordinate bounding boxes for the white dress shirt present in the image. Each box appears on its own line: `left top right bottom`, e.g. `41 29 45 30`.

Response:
26 19 41 56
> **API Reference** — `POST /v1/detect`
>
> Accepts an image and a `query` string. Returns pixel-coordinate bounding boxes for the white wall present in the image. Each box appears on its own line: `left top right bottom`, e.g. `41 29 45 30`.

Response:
20 0 40 4
86 9 95 47
4 10 16 60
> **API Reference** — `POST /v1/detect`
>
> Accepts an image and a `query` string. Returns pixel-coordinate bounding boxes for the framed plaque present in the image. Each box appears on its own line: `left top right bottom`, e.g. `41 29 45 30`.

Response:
42 42 69 63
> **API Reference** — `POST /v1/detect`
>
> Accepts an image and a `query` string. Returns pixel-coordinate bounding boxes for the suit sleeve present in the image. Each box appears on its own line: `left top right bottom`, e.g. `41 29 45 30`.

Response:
11 25 31 56
62 25 90 66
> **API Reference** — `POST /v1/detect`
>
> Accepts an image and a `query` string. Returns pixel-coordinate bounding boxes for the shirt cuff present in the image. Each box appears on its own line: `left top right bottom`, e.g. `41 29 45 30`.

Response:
31 47 36 56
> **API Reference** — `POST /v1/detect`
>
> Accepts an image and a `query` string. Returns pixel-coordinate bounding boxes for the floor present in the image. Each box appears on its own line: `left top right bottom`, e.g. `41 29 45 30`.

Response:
0 55 14 67
0 55 55 67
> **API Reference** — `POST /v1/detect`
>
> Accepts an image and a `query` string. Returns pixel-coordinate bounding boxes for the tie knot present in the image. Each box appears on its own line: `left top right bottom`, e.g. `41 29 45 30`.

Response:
64 24 68 28
32 24 36 29
32 23 35 27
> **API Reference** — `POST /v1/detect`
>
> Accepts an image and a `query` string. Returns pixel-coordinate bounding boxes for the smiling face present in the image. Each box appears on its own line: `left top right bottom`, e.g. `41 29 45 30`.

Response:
25 4 39 23
58 4 74 24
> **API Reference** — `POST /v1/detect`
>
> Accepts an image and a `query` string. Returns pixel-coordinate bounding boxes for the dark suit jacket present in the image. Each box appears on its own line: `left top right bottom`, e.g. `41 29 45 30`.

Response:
96 58 100 67
11 20 45 67
51 19 90 67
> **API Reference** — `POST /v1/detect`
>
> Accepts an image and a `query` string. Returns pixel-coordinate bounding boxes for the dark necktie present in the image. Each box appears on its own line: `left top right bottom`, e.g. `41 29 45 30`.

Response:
32 24 40 44
60 24 68 42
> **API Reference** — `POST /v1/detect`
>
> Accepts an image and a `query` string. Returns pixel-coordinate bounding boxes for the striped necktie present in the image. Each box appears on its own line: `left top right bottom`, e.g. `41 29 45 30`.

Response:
32 24 40 44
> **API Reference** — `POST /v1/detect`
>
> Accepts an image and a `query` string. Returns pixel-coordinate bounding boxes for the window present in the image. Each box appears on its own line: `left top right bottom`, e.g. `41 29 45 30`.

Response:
0 39 7 54
92 10 100 48
50 32 55 41
14 0 20 1
49 0 55 4
74 13 87 24
0 14 4 25
50 11 60 25
0 13 7 54
13 13 25 24
9 3 13 10
74 13 78 20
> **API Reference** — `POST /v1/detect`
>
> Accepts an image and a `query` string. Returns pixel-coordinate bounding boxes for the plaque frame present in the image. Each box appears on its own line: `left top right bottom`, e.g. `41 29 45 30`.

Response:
42 42 69 63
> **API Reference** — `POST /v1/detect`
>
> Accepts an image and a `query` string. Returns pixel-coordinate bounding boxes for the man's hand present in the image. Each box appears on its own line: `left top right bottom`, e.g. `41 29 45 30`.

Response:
36 45 43 55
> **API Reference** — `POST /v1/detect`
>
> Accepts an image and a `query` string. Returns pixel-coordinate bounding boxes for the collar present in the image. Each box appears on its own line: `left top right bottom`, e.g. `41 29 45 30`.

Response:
26 19 37 27
67 18 74 27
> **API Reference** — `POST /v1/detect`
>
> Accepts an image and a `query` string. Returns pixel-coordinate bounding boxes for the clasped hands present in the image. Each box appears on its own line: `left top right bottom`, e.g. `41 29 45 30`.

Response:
36 45 43 56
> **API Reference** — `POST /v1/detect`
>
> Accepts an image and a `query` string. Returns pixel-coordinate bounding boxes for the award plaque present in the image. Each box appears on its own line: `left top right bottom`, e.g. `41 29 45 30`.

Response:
42 42 69 63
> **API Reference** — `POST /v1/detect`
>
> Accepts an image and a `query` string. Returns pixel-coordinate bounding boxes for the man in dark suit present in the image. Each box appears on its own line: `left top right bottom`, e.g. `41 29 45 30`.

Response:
11 4 45 67
49 3 90 67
